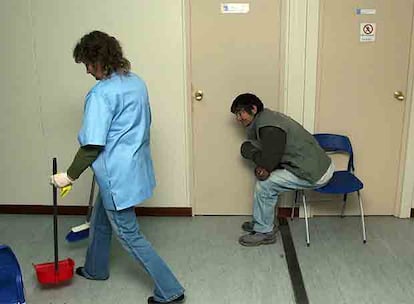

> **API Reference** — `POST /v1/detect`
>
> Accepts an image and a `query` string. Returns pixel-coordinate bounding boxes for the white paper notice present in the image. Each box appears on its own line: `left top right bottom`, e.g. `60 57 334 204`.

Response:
360 23 376 42
221 3 250 14
356 8 376 15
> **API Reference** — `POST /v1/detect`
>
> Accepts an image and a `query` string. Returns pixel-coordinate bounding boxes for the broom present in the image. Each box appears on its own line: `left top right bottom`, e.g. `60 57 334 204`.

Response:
65 175 95 242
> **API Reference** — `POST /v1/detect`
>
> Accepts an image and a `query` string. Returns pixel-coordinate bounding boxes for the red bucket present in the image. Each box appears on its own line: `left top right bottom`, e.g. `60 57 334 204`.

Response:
34 258 75 285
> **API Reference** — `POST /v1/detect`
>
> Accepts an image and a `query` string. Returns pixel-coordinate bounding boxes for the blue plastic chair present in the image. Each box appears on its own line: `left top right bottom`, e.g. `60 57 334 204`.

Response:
0 245 25 304
291 133 367 246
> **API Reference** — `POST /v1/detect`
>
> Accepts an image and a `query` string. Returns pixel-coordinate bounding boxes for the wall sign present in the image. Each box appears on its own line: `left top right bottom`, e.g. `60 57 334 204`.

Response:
221 3 250 14
360 23 376 42
356 8 376 15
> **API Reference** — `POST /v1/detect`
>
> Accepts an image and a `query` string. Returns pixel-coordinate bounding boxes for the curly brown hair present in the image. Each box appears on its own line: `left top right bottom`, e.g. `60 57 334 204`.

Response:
73 31 131 77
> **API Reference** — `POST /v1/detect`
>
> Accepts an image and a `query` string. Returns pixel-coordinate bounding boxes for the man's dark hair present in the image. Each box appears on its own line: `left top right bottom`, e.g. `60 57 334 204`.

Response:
230 93 264 114
73 31 130 77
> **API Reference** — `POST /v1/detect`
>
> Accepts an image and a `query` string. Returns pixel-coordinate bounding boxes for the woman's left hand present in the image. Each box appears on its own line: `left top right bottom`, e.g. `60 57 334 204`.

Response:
50 172 74 188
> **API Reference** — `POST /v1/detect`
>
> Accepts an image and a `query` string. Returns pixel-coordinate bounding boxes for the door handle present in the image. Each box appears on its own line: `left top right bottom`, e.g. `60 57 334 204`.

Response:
394 91 405 101
194 90 204 101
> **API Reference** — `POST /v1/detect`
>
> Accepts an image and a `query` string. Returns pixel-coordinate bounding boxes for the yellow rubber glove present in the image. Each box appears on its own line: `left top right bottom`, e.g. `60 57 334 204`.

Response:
60 185 72 198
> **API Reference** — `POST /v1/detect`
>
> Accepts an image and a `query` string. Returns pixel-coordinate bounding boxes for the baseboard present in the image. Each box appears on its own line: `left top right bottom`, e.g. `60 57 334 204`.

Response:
0 205 192 216
278 207 298 218
0 205 294 217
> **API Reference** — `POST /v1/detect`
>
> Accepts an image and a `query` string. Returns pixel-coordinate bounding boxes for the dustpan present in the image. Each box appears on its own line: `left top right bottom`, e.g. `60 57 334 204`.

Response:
0 244 25 304
33 157 75 285
33 259 75 285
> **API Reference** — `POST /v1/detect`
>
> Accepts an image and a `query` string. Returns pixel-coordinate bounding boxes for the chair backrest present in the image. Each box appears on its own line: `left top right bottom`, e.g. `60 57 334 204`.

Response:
313 133 354 172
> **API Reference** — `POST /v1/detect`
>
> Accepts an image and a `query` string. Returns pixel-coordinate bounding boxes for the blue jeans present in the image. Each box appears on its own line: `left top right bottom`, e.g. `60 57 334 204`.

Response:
83 193 184 303
253 169 326 233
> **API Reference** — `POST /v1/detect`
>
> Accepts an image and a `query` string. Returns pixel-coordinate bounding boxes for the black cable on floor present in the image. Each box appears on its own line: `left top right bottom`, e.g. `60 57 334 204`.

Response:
279 217 309 304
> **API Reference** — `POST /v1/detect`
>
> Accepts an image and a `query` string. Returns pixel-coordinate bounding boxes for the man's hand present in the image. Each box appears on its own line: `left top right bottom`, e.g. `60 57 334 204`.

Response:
255 166 270 181
241 141 260 160
50 172 74 188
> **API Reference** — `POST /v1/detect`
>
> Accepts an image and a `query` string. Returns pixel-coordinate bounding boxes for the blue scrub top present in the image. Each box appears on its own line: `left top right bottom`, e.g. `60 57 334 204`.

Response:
78 72 156 211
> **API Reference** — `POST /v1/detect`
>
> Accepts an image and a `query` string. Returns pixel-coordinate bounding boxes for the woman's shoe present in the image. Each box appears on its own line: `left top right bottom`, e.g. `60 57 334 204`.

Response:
147 294 185 303
75 267 109 280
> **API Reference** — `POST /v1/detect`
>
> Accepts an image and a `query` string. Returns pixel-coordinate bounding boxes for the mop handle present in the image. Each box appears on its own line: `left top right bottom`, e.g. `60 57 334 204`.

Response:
52 158 59 272
86 174 95 222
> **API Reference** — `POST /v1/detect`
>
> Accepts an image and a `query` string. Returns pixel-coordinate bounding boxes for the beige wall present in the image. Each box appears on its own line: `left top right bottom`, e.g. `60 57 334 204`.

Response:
2 0 413 214
0 0 190 207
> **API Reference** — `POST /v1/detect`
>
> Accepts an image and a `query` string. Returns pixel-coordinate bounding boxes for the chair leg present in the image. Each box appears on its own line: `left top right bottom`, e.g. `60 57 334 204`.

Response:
357 191 367 243
340 200 347 218
291 191 298 220
341 194 348 218
301 190 310 246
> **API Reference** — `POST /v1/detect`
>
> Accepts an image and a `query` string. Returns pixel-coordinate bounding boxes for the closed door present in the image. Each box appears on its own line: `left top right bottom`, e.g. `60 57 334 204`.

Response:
190 1 282 214
315 0 413 215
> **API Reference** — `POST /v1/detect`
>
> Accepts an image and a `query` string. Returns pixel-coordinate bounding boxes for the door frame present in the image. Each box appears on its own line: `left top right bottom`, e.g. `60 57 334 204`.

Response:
399 21 414 217
184 0 414 217
182 0 194 214
281 0 320 132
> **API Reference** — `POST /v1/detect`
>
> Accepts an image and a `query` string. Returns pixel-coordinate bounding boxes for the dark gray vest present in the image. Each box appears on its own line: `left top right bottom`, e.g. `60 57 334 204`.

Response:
247 109 331 183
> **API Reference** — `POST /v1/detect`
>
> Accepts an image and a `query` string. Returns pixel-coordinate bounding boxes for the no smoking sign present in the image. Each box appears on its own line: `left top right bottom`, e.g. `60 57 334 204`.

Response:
360 22 376 42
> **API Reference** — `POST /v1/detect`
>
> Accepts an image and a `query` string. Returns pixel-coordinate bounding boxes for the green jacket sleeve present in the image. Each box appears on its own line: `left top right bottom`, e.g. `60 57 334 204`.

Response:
67 145 103 180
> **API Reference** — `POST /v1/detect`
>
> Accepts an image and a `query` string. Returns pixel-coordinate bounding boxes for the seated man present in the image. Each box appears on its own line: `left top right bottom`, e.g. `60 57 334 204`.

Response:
231 93 334 247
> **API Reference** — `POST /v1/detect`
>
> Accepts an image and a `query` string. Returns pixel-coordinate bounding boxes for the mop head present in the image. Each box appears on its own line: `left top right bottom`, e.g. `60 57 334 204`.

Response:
65 222 90 242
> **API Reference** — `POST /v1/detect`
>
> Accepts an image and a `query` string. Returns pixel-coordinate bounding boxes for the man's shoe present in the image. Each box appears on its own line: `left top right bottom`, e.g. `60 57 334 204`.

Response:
241 221 280 234
147 294 185 303
239 231 277 247
241 221 255 233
